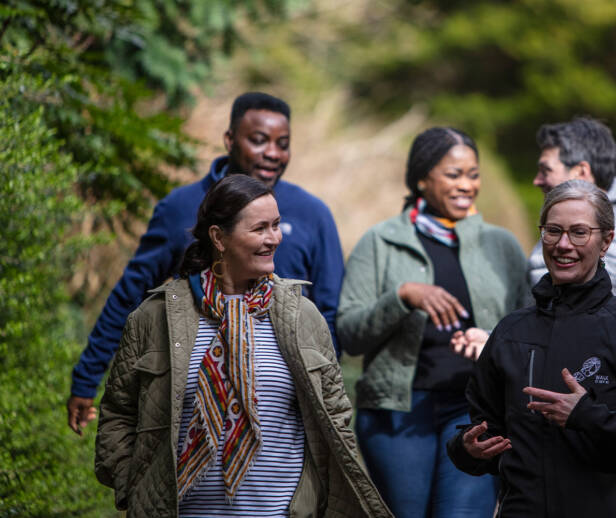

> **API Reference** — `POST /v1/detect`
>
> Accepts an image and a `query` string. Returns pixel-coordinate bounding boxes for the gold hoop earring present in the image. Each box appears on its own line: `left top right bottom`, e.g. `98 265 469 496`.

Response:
211 251 225 279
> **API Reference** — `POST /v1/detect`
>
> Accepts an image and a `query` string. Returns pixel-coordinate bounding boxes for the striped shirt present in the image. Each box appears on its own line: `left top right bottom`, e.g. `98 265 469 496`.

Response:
178 312 305 517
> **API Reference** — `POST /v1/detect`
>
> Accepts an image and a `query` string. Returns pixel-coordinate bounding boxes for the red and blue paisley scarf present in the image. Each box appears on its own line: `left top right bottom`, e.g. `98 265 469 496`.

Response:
177 268 274 502
410 197 477 247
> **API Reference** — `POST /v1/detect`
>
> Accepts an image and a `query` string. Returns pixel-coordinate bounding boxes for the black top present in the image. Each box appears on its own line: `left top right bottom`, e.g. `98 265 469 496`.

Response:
412 232 476 392
448 267 616 518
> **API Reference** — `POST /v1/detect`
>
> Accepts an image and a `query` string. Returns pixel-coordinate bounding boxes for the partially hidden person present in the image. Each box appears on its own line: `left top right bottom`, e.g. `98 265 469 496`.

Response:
336 127 528 518
94 175 392 518
452 116 616 365
68 92 345 435
448 179 616 517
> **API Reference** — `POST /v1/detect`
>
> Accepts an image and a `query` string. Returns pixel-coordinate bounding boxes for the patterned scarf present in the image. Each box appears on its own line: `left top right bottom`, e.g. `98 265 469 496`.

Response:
410 197 477 247
177 268 274 502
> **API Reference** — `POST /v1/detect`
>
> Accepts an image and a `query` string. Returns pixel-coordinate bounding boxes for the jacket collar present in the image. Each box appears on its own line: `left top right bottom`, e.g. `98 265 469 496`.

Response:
201 155 229 190
532 265 613 314
375 208 484 252
150 274 310 307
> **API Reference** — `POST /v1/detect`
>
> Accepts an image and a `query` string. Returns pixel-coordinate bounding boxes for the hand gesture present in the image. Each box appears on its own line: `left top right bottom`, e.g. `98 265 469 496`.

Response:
523 368 586 427
450 328 489 360
399 282 469 332
67 396 97 435
462 421 512 459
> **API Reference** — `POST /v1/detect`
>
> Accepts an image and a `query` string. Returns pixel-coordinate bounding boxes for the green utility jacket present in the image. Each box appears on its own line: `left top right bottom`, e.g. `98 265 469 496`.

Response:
337 210 528 412
95 276 392 518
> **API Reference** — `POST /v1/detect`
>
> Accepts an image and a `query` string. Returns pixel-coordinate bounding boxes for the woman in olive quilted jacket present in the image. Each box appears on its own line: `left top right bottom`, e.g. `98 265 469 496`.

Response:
95 175 391 518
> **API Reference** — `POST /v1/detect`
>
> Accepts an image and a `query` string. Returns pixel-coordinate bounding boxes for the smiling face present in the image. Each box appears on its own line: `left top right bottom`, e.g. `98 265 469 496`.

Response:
542 199 613 285
213 194 282 294
418 144 480 221
224 109 290 188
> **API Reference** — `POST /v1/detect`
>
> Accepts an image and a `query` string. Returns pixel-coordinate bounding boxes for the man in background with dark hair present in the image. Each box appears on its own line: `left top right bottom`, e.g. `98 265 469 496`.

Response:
528 116 616 288
67 92 345 434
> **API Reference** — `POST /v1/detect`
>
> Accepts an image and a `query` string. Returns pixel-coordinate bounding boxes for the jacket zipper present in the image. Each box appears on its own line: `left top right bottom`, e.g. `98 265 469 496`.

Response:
528 349 536 414
496 455 509 518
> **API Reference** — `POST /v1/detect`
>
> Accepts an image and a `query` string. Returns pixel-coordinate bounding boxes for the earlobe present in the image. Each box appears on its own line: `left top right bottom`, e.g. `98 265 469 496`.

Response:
601 230 614 255
208 225 225 253
575 161 594 183
223 130 233 153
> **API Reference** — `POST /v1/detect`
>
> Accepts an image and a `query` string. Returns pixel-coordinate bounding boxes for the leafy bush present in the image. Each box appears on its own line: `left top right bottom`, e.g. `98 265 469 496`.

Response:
0 1 294 514
0 73 115 516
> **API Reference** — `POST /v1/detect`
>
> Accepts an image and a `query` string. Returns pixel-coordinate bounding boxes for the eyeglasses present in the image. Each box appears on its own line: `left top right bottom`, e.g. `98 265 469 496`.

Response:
539 224 604 246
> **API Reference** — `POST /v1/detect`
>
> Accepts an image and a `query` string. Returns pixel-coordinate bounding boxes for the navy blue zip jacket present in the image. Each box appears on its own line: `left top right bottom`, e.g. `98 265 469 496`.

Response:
448 266 616 517
71 156 344 398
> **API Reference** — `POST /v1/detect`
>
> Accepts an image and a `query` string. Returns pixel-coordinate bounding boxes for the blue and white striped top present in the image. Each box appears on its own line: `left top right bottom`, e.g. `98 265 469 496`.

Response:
177 312 305 517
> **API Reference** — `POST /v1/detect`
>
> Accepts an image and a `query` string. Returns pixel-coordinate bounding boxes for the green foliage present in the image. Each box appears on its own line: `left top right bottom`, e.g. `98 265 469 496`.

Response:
1 1 195 222
347 0 616 217
0 73 114 516
0 0 295 515
239 0 616 221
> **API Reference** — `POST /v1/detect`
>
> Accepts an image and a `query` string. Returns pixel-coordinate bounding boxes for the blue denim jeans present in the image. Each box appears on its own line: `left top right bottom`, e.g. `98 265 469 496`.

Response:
356 390 497 518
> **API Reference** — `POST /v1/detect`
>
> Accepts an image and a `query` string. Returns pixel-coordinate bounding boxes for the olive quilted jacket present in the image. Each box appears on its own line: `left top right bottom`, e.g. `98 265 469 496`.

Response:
95 276 392 518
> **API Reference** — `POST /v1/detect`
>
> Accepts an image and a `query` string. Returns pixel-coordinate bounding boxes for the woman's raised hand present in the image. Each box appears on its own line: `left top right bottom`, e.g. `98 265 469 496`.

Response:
462 421 512 459
523 368 586 427
450 328 489 360
398 282 469 331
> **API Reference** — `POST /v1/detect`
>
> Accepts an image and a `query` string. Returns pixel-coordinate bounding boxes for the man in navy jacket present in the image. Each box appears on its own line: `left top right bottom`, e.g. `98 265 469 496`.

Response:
68 92 344 434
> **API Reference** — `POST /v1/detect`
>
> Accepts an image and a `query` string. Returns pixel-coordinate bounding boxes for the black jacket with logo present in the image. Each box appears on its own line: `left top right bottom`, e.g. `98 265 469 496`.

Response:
448 267 616 518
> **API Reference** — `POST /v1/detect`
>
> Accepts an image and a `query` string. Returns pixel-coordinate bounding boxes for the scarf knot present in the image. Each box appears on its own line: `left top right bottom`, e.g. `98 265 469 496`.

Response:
178 269 274 502
410 197 476 247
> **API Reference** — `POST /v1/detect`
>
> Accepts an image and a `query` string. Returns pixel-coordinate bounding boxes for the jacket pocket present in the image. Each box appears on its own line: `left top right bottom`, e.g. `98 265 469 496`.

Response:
134 349 171 375
303 349 333 396
133 350 171 432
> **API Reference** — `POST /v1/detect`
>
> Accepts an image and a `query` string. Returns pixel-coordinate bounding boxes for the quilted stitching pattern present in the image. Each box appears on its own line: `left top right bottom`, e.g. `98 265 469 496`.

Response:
96 278 392 518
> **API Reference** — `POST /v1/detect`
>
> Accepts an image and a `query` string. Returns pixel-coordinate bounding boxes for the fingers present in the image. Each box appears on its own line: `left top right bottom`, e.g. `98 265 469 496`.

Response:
68 407 82 435
425 289 467 331
67 396 96 436
480 437 512 458
450 330 467 355
400 283 469 331
424 302 445 331
463 421 488 442
81 407 98 427
526 401 551 412
462 421 512 459
464 342 481 361
562 368 585 394
522 386 558 403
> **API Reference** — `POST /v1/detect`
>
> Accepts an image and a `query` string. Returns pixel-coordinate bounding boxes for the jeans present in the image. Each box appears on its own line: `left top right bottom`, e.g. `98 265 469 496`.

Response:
356 390 497 518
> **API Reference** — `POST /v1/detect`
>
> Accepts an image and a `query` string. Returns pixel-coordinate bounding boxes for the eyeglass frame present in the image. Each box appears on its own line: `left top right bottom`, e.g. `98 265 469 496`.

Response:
538 224 606 246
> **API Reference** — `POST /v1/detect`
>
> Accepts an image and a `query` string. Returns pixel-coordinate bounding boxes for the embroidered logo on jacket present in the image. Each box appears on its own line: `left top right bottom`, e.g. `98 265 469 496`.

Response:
280 222 293 235
573 357 601 382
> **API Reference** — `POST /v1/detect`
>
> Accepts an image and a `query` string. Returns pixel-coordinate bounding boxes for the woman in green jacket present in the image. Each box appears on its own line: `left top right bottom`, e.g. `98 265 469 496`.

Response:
95 175 391 518
337 127 528 518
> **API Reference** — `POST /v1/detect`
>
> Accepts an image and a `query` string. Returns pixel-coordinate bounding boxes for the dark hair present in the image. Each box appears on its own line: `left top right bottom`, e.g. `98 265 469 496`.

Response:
229 92 290 131
179 175 273 277
536 117 616 191
403 127 478 209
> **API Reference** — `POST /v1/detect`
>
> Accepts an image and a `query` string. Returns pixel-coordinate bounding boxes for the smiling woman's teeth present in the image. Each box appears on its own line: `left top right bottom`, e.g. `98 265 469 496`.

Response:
556 257 577 264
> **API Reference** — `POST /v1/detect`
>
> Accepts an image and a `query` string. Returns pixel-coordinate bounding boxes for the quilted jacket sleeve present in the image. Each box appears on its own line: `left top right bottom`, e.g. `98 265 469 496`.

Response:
337 229 411 356
95 310 142 510
309 300 357 449
307 204 345 357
